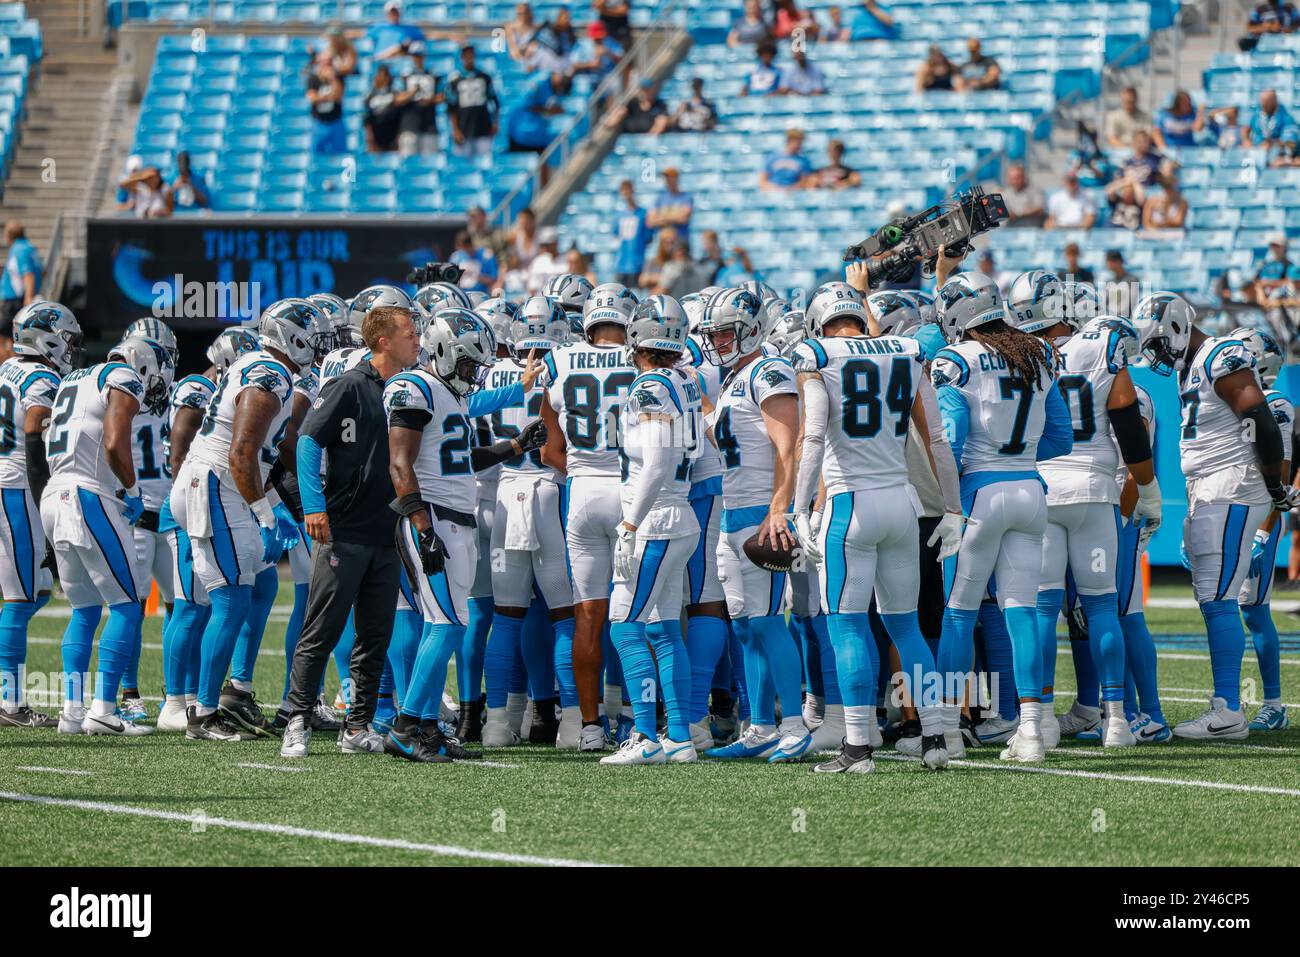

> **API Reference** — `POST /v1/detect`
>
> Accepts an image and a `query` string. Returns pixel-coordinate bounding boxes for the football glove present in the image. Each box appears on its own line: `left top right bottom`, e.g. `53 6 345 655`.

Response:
1179 540 1192 572
927 511 964 562
1132 479 1162 537
1249 529 1270 580
1267 480 1300 513
273 504 300 552
120 490 145 526
793 511 822 567
417 525 447 576
613 523 637 583
517 417 548 453
259 525 286 565
809 509 823 538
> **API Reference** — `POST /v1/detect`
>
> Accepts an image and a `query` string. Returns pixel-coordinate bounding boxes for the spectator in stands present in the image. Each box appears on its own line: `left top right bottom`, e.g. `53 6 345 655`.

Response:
1204 105 1243 148
1103 249 1140 316
594 0 632 49
1068 122 1115 186
115 155 144 210
1240 0 1300 52
1270 125 1300 166
605 78 671 135
1253 233 1300 302
615 179 653 288
568 246 600 285
504 3 540 64
637 227 680 292
715 244 759 286
509 206 541 268
915 45 956 92
398 43 444 156
1045 171 1097 229
319 25 357 83
1058 241 1095 284
368 0 426 61
823 6 849 41
1142 176 1188 230
978 250 1013 295
672 77 719 132
170 151 210 211
655 241 711 298
696 230 726 283
532 7 578 74
307 50 347 155
1104 86 1150 149
1 221 41 323
447 44 501 158
573 20 624 83
120 166 174 219
1105 178 1144 231
468 204 507 263
1243 88 1296 147
760 127 812 190
772 0 820 42
647 166 694 244
803 138 861 189
364 65 410 153
527 226 568 292
954 37 1000 92
1117 129 1165 187
508 70 572 180
729 0 772 47
1152 89 1203 151
742 39 781 96
1001 162 1045 226
842 0 896 41
450 230 500 294
778 48 827 96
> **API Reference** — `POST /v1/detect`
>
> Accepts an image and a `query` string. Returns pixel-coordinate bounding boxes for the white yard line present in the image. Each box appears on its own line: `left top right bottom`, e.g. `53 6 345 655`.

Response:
234 763 311 773
0 791 615 867
15 767 92 776
455 760 521 769
1054 646 1300 667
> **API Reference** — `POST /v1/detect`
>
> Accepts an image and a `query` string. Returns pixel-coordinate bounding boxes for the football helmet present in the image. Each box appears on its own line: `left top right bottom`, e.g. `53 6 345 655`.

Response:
258 298 326 369
1083 315 1141 365
937 272 1005 343
206 327 260 374
421 308 496 397
699 287 764 366
768 308 806 356
626 295 689 357
466 290 487 308
1006 270 1065 335
1231 325 1284 387
741 279 780 304
512 296 569 355
582 282 638 338
349 284 416 333
1131 292 1194 376
475 296 519 350
866 290 922 336
543 273 595 314
901 289 936 328
308 293 355 350
415 281 473 318
122 317 179 365
805 282 868 337
109 335 176 415
1060 280 1101 329
12 300 83 374
680 292 708 335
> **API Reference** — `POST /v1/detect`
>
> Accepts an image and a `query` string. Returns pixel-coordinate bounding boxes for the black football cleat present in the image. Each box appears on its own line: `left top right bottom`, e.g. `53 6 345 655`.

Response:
0 705 59 728
455 696 484 743
218 683 275 737
384 726 451 763
883 718 920 745
812 741 874 774
960 713 982 750
528 696 560 745
920 733 949 770
185 706 246 741
422 726 482 760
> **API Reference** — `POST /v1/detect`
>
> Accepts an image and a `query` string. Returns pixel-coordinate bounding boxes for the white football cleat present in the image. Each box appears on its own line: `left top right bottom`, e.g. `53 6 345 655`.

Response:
808 704 845 753
943 729 966 760
1173 697 1249 741
688 718 714 753
58 708 86 735
600 731 666 765
660 735 698 763
84 711 154 736
505 692 527 738
578 722 608 751
999 732 1044 763
1057 701 1101 738
974 713 1018 745
768 726 813 763
1131 713 1172 743
280 714 311 758
481 707 521 747
555 706 582 749
1041 711 1061 750
518 697 533 740
1103 714 1137 748
802 694 824 730
156 696 189 732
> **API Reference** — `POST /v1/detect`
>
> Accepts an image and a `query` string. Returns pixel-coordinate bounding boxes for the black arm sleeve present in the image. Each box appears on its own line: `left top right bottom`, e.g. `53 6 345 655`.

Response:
1106 401 1152 466
24 433 49 503
1243 400 1285 473
390 408 432 430
471 439 519 472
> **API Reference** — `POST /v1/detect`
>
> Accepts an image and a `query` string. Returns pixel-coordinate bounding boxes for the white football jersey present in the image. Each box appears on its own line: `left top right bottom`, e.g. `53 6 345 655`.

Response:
131 406 172 509
1178 336 1261 481
684 344 724 486
187 351 296 488
621 366 704 538
486 355 554 481
382 368 477 513
792 334 923 498
1039 322 1132 505
45 361 147 497
544 342 635 478
170 374 216 430
0 357 61 488
293 367 319 405
319 346 371 387
714 355 798 509
930 340 1054 475
1269 388 1295 462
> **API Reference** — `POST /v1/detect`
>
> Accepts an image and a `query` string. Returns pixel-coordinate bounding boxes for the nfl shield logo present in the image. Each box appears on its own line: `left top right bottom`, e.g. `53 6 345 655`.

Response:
329 554 339 568
59 491 69 503
516 492 526 502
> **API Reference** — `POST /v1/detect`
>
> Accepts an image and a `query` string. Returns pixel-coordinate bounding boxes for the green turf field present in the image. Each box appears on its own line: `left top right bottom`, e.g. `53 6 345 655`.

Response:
2 576 1299 867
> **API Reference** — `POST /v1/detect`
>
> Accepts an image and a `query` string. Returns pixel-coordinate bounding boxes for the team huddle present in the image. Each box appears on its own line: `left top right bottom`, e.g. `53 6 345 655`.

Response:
0 255 1295 772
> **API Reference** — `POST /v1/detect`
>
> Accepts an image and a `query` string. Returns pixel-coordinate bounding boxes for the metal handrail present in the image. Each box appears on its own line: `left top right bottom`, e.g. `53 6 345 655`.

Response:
487 0 689 229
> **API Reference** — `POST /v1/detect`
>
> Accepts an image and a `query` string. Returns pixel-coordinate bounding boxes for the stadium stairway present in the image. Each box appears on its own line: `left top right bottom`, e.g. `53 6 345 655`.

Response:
1 0 120 267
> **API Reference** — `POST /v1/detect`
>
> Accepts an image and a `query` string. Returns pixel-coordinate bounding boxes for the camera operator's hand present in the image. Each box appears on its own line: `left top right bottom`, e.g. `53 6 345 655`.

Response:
845 260 871 295
934 244 967 288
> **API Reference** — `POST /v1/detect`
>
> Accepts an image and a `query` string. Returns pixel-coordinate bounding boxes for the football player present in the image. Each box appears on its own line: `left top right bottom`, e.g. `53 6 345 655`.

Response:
537 282 638 749
41 335 174 736
698 287 812 762
601 295 703 764
384 309 547 763
1132 293 1300 739
792 276 962 773
0 301 81 727
172 299 322 741
931 272 1073 763
156 327 258 731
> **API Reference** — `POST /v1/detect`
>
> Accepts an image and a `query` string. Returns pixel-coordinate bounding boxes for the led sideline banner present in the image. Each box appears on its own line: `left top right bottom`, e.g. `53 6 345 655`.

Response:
85 215 465 333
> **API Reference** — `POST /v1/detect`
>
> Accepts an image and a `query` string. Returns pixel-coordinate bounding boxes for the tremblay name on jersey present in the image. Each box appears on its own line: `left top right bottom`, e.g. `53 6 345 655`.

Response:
571 350 627 370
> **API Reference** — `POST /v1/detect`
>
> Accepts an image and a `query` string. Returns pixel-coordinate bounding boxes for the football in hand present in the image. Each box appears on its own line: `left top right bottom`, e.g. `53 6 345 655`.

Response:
743 531 799 572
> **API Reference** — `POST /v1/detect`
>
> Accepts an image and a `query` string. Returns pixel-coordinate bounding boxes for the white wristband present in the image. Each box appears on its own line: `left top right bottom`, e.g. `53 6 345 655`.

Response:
250 497 276 529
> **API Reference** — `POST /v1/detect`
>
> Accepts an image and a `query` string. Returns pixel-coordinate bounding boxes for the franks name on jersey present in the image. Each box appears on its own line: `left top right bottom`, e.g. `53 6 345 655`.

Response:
792 335 922 497
715 355 797 509
45 362 146 497
383 369 477 514
0 357 61 488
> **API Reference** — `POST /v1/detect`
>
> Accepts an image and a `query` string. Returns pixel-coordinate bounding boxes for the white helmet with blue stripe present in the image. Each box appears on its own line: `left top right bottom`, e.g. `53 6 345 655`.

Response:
1231 325 1285 387
1006 270 1065 334
512 296 570 355
626 295 689 358
123 317 178 365
582 281 638 338
1060 280 1101 329
699 286 764 366
866 290 921 336
474 296 519 350
13 300 83 374
258 298 326 369
206 326 260 374
806 281 868 337
768 307 806 356
938 272 1005 343
543 273 595 314
109 335 176 414
421 308 496 396
1131 291 1194 376
416 281 473 319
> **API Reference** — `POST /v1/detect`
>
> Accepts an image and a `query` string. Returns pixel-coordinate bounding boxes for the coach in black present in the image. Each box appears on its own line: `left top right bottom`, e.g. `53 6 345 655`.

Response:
281 306 419 756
